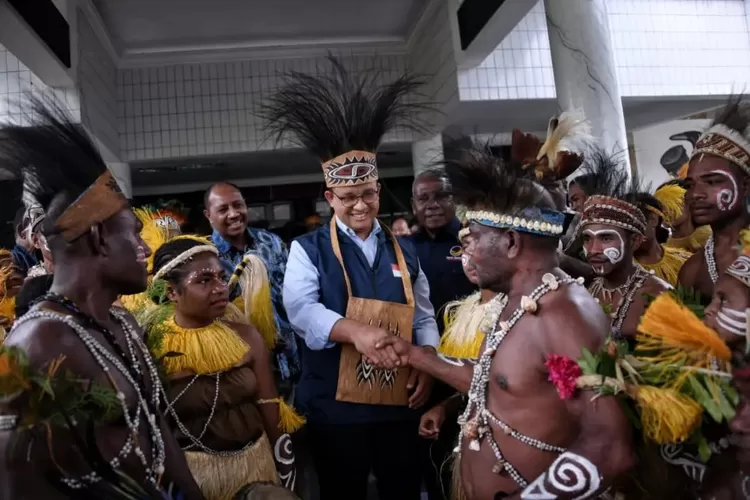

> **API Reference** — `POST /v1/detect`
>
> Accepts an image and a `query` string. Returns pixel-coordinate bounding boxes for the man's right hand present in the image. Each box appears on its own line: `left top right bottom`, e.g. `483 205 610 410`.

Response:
351 325 403 370
374 335 413 367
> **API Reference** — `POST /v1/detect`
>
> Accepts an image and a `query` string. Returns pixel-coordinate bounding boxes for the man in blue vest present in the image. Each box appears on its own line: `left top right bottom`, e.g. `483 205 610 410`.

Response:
263 56 439 500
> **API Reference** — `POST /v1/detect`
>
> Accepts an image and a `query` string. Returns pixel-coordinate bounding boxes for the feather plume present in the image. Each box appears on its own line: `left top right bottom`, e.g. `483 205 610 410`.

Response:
440 141 547 215
535 110 592 179
258 55 433 161
654 182 687 226
712 94 750 138
0 92 108 236
573 147 644 202
134 208 171 274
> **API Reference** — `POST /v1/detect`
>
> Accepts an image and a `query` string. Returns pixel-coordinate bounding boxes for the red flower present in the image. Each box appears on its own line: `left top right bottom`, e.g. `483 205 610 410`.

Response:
545 354 582 400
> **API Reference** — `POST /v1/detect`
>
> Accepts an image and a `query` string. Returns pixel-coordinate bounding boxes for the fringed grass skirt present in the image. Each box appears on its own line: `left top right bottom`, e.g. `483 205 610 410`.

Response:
185 432 279 500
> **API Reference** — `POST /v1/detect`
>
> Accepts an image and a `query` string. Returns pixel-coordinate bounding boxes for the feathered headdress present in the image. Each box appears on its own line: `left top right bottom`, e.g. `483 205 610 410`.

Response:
0 93 127 243
133 208 172 274
691 95 750 176
511 110 592 181
653 181 686 227
441 142 566 237
574 148 647 236
259 55 433 188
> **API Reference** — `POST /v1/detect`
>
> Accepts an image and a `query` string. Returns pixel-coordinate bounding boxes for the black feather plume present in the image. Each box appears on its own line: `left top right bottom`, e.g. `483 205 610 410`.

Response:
258 55 434 161
439 141 545 215
0 92 107 235
572 147 646 204
712 94 750 135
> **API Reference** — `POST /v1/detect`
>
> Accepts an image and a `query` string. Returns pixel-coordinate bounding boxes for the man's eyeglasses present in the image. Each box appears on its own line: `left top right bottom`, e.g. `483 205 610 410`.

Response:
330 189 380 208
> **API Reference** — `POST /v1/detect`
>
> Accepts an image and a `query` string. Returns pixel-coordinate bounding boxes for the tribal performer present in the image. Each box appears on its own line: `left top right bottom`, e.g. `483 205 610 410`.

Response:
654 180 712 254
0 249 23 337
0 96 203 499
419 222 503 500
679 97 750 298
634 192 692 287
377 144 635 499
573 154 670 341
139 236 303 499
262 56 440 500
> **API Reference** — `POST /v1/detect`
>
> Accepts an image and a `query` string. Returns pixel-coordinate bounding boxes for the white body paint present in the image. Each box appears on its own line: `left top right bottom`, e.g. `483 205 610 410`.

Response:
710 169 739 211
717 307 748 337
583 229 625 270
521 451 602 499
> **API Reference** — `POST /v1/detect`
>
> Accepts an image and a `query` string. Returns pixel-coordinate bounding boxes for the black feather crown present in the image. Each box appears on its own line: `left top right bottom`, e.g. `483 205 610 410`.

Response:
439 141 567 237
574 147 649 235
0 93 123 239
692 95 750 176
258 55 434 187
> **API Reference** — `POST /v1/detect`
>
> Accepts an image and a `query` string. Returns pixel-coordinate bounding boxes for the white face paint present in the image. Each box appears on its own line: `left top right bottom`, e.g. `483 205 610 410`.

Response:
583 229 625 270
710 169 739 212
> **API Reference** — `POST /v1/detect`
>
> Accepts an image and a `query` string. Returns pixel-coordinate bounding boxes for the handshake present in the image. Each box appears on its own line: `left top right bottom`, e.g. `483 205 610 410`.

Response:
351 323 415 371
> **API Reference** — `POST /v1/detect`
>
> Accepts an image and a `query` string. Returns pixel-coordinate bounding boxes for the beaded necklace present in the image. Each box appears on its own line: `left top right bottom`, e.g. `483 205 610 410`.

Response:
589 267 652 335
705 235 719 284
12 305 166 489
457 273 581 488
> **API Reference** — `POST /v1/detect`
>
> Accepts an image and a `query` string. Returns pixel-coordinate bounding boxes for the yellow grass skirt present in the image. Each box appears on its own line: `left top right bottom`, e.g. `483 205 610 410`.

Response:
185 432 279 500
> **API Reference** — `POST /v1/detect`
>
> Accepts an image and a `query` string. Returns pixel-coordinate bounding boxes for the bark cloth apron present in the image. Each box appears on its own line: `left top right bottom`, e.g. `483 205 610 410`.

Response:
329 218 415 406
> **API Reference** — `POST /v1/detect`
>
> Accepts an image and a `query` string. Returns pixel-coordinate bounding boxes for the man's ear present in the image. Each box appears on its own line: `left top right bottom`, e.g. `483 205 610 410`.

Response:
505 230 520 259
323 190 334 206
203 208 210 221
630 232 644 252
87 222 107 256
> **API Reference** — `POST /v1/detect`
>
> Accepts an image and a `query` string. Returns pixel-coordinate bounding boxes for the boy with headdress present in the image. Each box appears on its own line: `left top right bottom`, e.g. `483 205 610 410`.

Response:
376 143 634 499
0 95 202 499
570 152 671 341
679 97 750 298
260 56 439 499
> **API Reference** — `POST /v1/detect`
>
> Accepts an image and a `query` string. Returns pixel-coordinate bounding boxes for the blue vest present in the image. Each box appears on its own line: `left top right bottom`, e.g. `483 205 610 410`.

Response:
294 223 421 424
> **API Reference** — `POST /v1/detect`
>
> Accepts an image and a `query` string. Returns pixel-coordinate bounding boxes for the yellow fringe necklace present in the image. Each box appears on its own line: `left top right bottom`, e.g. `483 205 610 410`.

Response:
638 245 692 288
156 316 250 375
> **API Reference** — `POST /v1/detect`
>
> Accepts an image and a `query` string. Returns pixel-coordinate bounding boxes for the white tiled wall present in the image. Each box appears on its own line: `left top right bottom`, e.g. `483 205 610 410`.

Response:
0 44 79 125
460 0 750 101
117 54 416 162
77 10 118 158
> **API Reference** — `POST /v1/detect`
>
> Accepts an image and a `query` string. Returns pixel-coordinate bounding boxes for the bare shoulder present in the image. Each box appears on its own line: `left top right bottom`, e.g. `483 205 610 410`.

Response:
4 312 100 378
678 251 705 287
536 279 609 356
224 320 266 352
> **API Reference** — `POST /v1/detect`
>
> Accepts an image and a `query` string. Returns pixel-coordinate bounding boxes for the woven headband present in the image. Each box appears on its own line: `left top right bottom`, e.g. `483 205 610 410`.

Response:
691 124 750 176
580 195 647 235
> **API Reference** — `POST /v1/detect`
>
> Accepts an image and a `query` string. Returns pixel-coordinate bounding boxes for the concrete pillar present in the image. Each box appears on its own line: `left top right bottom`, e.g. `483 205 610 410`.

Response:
544 0 630 172
107 162 132 199
411 134 444 175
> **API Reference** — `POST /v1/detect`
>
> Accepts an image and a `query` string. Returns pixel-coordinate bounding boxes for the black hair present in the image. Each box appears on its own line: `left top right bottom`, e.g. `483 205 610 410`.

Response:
151 238 209 285
15 274 54 317
439 141 554 216
203 181 243 209
0 93 110 239
712 95 750 143
635 192 670 244
568 173 597 196
412 167 449 195
573 147 647 205
258 54 433 163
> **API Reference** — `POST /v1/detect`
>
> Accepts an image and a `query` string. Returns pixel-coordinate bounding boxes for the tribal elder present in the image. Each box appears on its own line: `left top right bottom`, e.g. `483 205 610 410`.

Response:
375 145 635 500
262 56 439 500
0 97 203 499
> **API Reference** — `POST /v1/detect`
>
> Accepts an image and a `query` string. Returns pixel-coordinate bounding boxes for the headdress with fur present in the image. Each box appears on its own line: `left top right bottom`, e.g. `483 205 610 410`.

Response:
691 95 750 176
0 94 127 243
574 148 647 236
440 142 566 238
511 110 592 181
259 55 433 188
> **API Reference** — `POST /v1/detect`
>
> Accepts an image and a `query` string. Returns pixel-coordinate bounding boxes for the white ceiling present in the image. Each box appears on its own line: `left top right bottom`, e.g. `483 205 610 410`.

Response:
92 0 428 61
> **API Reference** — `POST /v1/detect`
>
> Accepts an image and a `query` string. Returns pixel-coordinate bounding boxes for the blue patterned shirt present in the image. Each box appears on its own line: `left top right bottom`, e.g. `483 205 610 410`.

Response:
211 227 299 381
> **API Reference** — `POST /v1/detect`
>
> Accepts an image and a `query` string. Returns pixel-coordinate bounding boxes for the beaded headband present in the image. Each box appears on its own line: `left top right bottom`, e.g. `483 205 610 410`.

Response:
465 207 566 237
691 124 750 176
727 255 750 288
152 245 218 281
53 170 129 242
579 195 647 236
321 150 378 188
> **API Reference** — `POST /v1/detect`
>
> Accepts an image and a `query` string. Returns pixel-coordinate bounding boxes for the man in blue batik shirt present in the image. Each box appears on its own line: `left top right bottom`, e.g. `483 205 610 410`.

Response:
204 182 299 389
